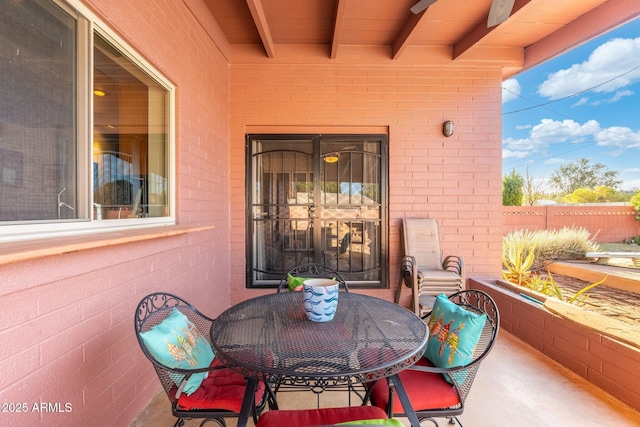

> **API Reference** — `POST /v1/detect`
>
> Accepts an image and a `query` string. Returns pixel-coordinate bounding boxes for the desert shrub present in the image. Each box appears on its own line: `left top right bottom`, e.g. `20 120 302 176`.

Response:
630 190 640 220
502 228 605 305
503 227 599 270
623 235 640 245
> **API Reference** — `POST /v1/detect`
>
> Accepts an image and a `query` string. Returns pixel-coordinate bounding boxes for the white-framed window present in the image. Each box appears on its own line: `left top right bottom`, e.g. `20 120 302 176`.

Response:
0 0 175 242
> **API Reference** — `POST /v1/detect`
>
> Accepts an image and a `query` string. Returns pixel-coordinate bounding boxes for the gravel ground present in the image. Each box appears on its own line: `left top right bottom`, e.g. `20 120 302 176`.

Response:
542 271 640 327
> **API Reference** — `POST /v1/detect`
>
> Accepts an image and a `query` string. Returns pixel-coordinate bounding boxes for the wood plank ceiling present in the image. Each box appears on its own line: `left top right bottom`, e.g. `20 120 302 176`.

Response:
202 0 640 78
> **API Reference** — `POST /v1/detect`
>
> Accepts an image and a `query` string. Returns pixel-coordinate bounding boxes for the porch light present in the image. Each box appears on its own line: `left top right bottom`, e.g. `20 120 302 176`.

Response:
442 120 454 137
94 89 107 97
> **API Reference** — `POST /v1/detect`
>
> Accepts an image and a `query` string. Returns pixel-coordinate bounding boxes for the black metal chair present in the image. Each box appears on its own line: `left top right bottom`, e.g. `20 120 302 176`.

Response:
276 263 348 293
364 290 499 426
134 292 274 427
273 263 357 405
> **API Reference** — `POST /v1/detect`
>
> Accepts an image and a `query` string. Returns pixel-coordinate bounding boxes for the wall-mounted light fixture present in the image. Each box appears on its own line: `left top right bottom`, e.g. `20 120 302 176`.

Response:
442 120 454 137
94 89 107 97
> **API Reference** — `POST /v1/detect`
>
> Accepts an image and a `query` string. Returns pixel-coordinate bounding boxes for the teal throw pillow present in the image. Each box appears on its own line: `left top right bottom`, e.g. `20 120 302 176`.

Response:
424 294 487 368
139 307 215 395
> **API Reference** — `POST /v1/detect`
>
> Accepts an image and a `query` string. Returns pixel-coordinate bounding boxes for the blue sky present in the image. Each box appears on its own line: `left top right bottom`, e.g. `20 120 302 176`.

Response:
502 17 640 192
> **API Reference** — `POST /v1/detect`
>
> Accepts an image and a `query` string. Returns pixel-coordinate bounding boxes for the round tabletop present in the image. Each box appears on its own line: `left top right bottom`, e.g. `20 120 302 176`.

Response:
210 292 428 385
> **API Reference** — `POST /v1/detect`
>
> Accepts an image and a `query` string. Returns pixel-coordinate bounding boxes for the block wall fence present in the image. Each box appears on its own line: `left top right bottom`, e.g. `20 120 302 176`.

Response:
503 206 640 242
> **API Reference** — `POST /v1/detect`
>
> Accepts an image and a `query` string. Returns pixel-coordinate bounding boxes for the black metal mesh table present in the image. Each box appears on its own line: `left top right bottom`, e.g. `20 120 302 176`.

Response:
210 292 428 427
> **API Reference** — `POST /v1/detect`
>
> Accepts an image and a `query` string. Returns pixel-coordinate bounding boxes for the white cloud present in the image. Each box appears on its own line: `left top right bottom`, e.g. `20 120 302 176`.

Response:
515 124 531 130
572 97 589 107
502 148 531 159
594 126 640 150
623 167 640 173
544 157 567 165
538 37 640 100
502 79 521 103
502 119 602 160
608 90 634 103
620 177 640 191
529 119 600 144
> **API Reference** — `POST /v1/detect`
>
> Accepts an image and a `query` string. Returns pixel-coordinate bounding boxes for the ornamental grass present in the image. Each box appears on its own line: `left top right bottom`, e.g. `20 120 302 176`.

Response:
503 227 599 271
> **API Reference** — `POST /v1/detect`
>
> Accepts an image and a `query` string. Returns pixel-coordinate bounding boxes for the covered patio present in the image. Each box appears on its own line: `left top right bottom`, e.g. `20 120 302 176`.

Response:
2 1 640 426
131 331 640 426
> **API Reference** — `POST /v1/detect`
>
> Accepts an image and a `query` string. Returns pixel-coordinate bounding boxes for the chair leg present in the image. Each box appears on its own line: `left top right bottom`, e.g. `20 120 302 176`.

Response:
394 272 404 304
411 278 420 316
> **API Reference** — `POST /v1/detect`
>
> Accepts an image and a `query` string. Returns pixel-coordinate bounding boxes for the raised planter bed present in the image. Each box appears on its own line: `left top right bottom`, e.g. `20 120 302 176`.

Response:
470 277 640 412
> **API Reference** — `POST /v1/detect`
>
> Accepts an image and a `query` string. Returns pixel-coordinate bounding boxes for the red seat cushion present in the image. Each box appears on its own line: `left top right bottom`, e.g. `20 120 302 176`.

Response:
369 358 460 413
177 358 265 412
256 406 388 427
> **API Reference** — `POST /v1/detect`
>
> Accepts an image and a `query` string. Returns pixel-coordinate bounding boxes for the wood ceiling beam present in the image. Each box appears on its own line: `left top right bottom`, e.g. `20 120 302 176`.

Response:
246 0 276 58
331 0 349 59
453 0 532 60
392 8 427 59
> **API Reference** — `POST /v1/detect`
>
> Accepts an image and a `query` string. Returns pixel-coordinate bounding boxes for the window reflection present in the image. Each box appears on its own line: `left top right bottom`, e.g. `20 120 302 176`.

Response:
92 34 169 219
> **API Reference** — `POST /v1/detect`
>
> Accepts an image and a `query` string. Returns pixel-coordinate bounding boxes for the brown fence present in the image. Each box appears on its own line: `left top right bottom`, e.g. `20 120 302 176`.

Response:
503 205 640 243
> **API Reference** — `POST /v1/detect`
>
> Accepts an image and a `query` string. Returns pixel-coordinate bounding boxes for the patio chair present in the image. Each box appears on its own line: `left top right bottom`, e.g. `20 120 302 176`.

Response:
365 290 499 426
276 262 349 292
134 292 273 427
274 263 356 405
255 406 394 427
395 218 464 316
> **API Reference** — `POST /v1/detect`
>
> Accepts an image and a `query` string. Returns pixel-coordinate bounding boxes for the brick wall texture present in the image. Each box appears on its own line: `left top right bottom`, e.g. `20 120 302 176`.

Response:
229 63 504 304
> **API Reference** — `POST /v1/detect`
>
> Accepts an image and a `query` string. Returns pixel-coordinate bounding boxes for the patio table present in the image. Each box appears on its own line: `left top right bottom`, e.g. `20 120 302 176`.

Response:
210 291 428 427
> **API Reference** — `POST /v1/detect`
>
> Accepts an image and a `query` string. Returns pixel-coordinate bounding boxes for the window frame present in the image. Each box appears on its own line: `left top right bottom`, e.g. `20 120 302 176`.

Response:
0 0 176 243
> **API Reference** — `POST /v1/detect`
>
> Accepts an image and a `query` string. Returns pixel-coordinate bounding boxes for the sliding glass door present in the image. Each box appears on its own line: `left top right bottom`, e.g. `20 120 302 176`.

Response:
246 134 387 288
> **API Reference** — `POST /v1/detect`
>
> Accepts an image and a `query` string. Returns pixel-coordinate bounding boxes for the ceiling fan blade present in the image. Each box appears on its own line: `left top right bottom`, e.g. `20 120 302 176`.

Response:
410 0 438 15
487 0 516 27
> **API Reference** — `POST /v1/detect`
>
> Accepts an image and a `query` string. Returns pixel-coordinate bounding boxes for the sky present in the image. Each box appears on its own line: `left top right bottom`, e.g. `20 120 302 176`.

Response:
501 17 640 193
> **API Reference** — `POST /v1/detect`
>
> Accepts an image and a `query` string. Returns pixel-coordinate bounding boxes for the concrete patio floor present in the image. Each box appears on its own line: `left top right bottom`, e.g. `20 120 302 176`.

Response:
130 331 640 427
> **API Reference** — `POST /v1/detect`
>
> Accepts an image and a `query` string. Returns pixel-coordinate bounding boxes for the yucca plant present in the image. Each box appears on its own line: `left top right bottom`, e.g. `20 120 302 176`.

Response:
564 273 607 305
502 240 535 286
502 228 606 306
525 274 562 300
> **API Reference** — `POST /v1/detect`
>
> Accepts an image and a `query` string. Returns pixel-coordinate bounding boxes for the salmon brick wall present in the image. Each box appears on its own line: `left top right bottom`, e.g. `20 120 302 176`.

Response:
0 1 232 426
228 63 505 305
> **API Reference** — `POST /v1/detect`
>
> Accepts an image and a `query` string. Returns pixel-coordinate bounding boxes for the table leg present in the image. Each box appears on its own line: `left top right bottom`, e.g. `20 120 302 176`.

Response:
238 377 258 427
387 374 421 427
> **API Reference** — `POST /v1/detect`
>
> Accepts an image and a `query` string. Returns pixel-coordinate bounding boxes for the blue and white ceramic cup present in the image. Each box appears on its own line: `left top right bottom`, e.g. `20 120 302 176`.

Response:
302 279 339 322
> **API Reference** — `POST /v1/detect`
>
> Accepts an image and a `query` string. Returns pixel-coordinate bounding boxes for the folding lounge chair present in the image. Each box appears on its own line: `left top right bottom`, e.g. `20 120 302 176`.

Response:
395 218 464 316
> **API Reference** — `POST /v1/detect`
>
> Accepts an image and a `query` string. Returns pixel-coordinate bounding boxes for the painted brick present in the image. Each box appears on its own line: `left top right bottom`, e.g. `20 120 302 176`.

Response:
587 368 640 412
599 335 640 363
545 315 593 351
600 352 640 386
542 343 589 377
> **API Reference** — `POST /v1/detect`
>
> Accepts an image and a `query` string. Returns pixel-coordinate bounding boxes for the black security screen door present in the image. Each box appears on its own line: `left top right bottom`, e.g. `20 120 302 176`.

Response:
246 134 388 288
